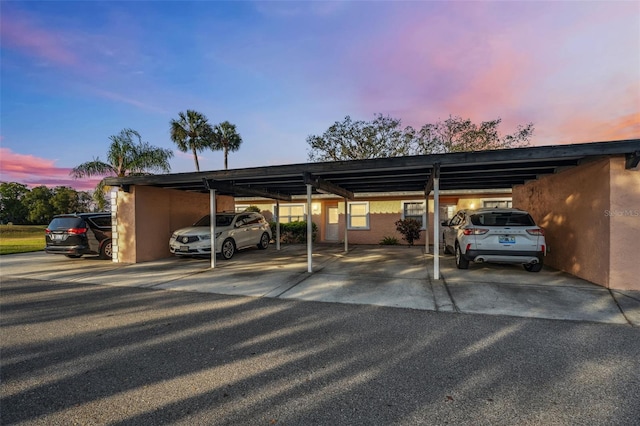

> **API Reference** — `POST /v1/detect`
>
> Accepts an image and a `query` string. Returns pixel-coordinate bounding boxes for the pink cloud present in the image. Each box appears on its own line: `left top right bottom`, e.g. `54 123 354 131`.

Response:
0 148 105 191
337 2 639 145
0 10 78 67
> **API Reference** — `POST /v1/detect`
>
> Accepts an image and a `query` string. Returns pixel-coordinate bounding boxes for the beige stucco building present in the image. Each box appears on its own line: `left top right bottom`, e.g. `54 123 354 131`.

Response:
106 140 640 291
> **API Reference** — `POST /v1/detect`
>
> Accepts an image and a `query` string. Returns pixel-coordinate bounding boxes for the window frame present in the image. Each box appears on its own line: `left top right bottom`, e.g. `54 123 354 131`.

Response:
347 201 370 230
272 203 307 223
481 198 513 209
401 200 427 230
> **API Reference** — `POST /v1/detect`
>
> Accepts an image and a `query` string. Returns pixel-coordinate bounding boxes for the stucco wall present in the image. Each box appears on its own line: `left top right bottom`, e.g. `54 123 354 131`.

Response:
242 194 509 245
116 186 233 263
608 157 640 290
513 158 613 288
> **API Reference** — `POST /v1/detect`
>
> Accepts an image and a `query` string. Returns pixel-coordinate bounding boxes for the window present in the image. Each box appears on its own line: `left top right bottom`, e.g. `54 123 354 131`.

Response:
402 201 426 229
275 204 306 223
235 204 250 213
348 202 369 229
483 199 512 208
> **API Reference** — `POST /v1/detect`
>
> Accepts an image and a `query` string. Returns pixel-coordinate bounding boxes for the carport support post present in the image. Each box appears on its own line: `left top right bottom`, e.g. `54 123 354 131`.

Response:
307 184 313 273
210 189 216 269
275 200 281 251
433 166 440 280
425 192 430 254
344 197 348 253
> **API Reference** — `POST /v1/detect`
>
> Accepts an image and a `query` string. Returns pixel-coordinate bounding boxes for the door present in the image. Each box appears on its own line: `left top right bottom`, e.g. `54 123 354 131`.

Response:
325 206 339 241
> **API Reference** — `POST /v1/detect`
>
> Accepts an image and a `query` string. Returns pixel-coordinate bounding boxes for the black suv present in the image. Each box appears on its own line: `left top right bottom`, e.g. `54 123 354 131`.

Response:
45 213 113 259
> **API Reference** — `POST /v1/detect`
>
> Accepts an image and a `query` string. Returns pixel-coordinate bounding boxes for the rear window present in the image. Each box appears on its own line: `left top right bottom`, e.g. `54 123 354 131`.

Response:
48 217 85 230
194 215 235 227
470 212 535 226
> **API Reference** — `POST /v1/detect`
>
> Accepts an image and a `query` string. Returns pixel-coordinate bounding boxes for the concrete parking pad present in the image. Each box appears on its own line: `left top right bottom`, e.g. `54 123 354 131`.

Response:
1 246 637 326
437 256 630 324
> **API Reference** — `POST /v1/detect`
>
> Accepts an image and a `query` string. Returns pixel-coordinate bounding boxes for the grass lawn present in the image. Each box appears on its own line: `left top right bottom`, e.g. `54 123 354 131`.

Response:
0 225 47 255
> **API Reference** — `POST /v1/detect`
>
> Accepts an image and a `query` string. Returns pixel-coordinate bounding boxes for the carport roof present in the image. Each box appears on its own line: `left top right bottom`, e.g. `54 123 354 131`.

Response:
105 139 640 198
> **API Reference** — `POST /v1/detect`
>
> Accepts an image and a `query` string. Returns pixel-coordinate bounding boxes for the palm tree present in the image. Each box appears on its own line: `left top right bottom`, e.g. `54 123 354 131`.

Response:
71 128 173 209
170 110 215 172
212 121 243 170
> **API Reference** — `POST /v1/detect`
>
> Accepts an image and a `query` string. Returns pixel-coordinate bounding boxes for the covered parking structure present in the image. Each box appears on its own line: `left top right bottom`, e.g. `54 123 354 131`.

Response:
105 139 640 291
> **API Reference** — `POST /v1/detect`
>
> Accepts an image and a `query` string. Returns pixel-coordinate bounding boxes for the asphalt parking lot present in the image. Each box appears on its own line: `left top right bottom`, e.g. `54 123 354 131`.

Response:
0 245 638 326
2 247 639 425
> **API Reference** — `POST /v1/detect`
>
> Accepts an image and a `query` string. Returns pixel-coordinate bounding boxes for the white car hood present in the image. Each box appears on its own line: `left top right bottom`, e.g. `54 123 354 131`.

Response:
174 225 233 236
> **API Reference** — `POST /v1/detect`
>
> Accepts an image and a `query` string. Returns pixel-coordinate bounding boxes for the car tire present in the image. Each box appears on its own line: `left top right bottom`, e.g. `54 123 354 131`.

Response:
65 254 82 258
221 238 236 260
524 260 543 272
257 232 270 250
455 243 469 269
99 239 112 260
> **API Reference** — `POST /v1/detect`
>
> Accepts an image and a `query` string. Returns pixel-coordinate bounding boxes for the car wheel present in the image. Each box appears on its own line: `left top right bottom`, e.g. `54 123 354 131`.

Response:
221 238 236 260
524 260 543 272
455 243 469 269
257 232 270 250
65 254 82 258
99 239 112 260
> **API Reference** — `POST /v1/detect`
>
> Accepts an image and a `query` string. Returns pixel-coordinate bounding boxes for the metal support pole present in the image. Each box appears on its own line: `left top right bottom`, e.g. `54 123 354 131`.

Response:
343 197 348 253
210 189 216 269
433 176 440 280
307 184 313 273
425 192 430 254
275 200 280 251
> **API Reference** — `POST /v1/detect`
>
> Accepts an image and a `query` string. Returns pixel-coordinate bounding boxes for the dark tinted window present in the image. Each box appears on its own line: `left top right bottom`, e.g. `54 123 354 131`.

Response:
89 215 111 228
470 212 535 226
48 217 85 230
194 215 235 227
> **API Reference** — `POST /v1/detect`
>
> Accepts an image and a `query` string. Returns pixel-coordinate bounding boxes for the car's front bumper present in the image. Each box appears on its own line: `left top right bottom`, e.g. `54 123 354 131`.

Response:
464 249 544 265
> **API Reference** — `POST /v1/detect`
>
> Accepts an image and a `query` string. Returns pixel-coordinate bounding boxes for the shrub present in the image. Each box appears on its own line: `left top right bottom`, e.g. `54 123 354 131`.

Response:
268 221 318 243
395 218 422 246
379 236 399 245
244 205 261 212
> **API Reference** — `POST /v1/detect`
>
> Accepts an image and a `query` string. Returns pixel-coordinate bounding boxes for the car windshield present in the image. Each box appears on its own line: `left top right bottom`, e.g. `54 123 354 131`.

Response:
193 215 235 227
470 212 535 226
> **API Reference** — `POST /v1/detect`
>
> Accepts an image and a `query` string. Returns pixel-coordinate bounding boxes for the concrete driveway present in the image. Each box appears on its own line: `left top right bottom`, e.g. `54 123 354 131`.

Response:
1 245 638 326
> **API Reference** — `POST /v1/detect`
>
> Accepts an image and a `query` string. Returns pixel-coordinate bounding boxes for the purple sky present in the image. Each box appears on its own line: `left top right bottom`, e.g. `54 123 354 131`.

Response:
1 1 638 191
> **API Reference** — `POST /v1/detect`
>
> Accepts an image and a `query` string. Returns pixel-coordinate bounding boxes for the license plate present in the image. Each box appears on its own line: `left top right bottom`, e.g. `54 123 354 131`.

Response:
499 236 515 244
51 234 64 241
179 246 190 252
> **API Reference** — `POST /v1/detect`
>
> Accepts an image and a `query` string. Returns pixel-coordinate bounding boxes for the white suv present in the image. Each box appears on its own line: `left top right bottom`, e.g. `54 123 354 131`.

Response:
442 208 546 272
170 212 272 260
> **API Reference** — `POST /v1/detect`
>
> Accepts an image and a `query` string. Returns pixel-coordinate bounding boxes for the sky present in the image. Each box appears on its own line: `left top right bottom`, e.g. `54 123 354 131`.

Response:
1 1 639 192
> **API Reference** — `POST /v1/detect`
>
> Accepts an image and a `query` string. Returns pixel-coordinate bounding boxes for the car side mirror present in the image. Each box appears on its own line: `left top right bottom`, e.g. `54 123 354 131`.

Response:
441 220 450 226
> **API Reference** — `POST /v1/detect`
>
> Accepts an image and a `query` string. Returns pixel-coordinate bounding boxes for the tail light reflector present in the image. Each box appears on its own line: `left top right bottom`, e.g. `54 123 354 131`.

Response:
67 227 87 235
463 228 489 235
466 243 472 252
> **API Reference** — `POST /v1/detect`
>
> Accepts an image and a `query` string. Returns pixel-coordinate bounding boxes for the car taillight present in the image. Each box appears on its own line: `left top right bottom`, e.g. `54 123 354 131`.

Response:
541 245 546 255
526 228 545 236
462 228 489 235
45 229 51 234
67 227 87 235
